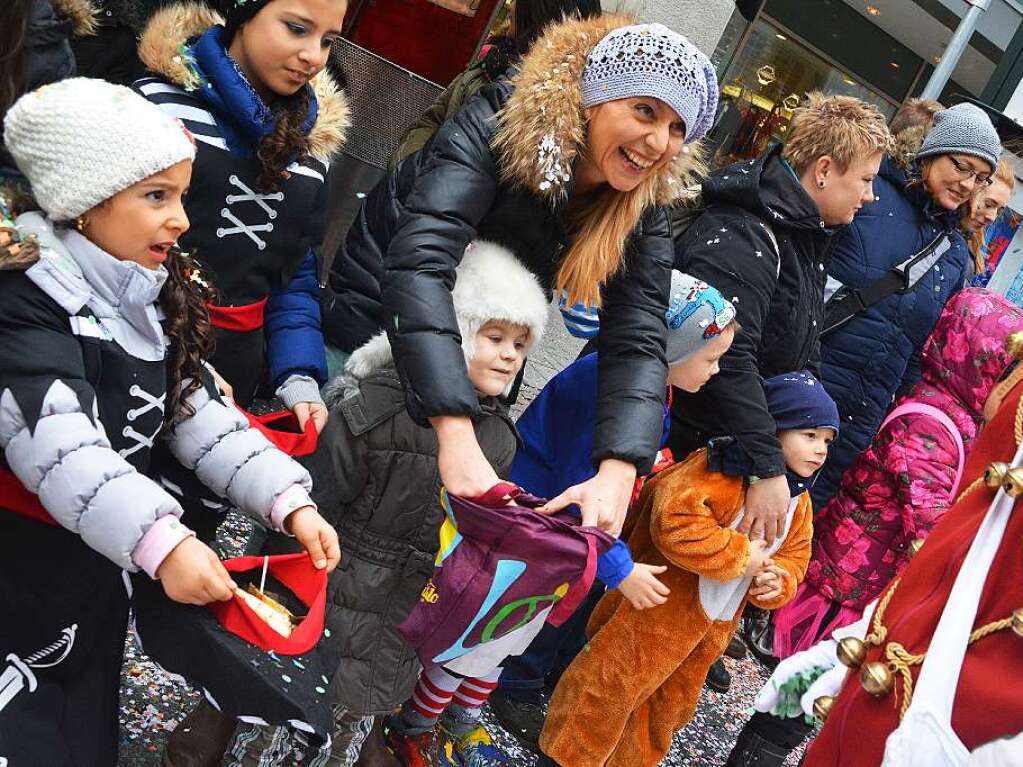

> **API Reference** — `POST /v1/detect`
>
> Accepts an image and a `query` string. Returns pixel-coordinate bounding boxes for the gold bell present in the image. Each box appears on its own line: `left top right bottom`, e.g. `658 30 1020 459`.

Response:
986 462 1010 489
907 538 924 558
1012 608 1023 638
1005 331 1023 360
812 695 835 722
1002 468 1023 498
837 636 868 669
860 661 894 697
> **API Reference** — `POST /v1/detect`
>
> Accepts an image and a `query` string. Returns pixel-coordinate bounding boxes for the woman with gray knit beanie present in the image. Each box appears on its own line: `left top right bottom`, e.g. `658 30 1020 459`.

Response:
726 99 1002 767
811 102 1002 514
325 15 719 541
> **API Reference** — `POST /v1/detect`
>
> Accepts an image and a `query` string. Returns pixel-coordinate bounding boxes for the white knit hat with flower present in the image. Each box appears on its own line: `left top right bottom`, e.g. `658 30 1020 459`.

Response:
581 23 719 144
4 78 196 221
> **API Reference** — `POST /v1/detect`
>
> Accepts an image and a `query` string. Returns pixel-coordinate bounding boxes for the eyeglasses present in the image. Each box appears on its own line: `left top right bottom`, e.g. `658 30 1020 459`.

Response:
948 156 993 187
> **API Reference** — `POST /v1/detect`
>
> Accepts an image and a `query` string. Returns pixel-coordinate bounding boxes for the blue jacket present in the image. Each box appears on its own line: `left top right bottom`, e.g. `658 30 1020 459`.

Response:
511 354 671 588
814 157 967 508
266 250 327 388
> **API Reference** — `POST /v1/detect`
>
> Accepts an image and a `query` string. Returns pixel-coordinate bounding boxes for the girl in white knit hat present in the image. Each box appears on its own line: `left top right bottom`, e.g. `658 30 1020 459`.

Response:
0 77 339 764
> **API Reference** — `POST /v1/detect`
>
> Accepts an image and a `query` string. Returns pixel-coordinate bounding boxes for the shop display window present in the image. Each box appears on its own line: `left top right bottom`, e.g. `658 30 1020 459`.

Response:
707 18 897 167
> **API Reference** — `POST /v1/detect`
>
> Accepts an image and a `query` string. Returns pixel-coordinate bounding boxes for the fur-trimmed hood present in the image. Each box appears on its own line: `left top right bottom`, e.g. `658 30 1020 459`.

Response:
137 2 350 161
51 0 98 37
491 13 707 207
341 241 549 393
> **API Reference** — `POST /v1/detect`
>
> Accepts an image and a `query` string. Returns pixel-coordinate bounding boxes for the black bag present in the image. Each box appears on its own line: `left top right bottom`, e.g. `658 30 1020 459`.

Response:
821 231 952 336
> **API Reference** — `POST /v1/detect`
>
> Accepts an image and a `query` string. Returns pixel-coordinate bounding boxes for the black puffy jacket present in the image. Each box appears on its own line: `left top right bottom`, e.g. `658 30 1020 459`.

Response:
670 145 835 477
324 14 703 473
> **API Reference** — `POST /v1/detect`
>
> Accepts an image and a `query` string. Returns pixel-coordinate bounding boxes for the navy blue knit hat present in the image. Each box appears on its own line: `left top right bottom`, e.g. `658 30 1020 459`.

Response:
764 370 840 434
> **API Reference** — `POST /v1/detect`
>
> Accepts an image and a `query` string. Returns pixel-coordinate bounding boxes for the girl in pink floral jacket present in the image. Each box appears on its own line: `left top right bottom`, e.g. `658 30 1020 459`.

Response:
773 287 1023 657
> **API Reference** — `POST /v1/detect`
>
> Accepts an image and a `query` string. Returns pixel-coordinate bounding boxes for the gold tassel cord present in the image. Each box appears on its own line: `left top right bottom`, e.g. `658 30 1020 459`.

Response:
954 395 1023 505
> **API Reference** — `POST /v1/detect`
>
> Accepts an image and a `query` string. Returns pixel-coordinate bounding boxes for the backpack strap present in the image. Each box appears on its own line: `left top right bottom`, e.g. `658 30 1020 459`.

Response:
878 402 966 498
822 231 952 336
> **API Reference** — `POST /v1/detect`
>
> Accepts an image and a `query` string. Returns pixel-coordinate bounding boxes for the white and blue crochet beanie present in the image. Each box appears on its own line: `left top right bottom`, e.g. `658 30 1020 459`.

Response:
580 23 719 144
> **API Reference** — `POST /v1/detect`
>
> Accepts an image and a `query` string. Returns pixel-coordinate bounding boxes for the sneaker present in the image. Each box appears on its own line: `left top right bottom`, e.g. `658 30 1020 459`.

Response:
488 690 545 752
703 657 731 693
437 724 513 767
383 720 439 767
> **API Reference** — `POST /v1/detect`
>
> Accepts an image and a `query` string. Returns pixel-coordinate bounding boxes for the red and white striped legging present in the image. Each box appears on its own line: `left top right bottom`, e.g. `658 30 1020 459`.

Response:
408 665 503 724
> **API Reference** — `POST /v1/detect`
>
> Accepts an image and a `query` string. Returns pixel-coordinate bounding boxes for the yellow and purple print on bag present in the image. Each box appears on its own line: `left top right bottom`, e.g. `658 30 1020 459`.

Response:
398 484 616 677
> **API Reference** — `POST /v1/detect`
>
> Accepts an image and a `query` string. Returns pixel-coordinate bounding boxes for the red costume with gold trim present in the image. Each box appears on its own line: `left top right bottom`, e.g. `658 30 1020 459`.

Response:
805 376 1023 765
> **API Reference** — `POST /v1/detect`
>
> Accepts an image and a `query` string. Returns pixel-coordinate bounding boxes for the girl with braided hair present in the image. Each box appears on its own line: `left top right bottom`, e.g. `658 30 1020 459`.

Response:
0 78 339 764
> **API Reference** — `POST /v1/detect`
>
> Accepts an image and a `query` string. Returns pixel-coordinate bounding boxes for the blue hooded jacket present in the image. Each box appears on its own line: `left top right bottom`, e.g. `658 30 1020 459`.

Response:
814 156 967 508
510 353 671 588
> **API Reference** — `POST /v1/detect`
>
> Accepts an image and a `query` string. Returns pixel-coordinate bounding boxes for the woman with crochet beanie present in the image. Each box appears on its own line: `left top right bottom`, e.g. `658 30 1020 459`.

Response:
325 15 719 539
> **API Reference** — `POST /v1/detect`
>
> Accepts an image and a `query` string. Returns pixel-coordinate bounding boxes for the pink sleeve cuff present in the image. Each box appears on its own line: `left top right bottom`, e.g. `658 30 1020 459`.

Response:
270 484 316 533
132 515 195 579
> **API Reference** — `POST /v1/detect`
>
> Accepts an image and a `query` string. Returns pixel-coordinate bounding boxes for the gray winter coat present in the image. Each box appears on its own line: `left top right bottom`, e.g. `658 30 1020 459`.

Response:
303 358 517 715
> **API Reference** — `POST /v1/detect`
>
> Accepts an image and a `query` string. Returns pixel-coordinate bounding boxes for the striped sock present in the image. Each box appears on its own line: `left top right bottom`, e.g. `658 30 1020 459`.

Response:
443 668 503 735
397 666 464 734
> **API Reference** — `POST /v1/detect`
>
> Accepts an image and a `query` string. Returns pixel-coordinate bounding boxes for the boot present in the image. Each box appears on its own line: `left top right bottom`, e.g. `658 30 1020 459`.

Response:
488 689 545 752
703 658 731 693
724 634 748 660
724 725 791 767
161 699 237 767
356 720 401 767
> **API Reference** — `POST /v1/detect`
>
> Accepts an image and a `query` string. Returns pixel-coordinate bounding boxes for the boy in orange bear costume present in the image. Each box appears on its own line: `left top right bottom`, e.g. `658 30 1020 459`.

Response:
539 371 840 767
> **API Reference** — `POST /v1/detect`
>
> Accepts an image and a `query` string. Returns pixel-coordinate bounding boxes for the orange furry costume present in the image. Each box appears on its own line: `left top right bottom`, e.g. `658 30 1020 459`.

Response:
540 449 812 766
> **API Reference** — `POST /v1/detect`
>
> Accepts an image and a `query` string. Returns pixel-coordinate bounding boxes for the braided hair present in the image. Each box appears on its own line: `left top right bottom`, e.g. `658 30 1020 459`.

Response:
161 247 217 425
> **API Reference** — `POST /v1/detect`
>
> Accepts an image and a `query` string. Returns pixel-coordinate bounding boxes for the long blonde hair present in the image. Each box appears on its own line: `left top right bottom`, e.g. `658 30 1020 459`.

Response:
555 176 664 307
490 12 707 310
966 158 1016 274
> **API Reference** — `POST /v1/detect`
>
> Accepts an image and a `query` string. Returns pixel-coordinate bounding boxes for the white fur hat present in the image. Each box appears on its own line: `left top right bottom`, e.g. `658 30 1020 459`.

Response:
3 78 196 221
345 241 549 389
450 240 548 363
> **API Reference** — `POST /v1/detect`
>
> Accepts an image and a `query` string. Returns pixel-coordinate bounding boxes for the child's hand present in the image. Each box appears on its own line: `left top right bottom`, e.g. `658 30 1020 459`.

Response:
157 537 238 605
749 563 786 602
286 507 341 572
744 539 770 577
617 563 670 610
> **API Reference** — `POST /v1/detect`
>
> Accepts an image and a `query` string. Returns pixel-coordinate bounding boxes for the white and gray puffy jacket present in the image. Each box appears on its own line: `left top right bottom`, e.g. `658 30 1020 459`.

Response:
0 213 313 572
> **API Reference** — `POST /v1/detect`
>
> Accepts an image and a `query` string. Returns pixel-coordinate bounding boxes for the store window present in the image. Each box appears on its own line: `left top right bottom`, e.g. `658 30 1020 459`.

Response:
707 18 897 167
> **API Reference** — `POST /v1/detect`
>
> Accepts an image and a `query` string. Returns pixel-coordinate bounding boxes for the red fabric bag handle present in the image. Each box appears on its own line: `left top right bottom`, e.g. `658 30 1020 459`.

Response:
236 407 320 457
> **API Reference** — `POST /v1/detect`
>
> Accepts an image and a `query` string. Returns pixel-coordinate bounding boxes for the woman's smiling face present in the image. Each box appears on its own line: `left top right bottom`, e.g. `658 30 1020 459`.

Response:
923 154 994 211
576 97 686 193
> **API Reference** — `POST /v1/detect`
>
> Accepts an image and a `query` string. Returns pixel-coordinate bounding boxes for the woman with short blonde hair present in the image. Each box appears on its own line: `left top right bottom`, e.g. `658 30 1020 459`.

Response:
671 92 894 552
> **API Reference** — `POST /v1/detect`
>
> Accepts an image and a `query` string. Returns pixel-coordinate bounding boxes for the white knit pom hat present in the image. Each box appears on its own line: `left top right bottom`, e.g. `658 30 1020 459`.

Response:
4 78 197 221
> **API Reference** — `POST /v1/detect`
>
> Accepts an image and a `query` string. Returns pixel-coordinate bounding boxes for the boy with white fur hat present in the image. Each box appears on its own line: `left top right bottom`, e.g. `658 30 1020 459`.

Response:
228 240 548 765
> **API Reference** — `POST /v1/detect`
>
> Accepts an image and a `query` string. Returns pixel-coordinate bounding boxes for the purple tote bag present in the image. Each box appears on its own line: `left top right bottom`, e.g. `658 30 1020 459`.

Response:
398 483 615 674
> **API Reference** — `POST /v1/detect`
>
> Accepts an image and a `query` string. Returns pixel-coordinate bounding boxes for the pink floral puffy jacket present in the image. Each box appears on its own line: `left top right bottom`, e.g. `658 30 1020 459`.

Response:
807 288 1023 609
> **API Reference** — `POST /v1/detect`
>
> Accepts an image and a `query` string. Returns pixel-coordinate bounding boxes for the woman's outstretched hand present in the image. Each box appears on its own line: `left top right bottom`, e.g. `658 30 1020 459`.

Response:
538 458 637 536
432 415 501 498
